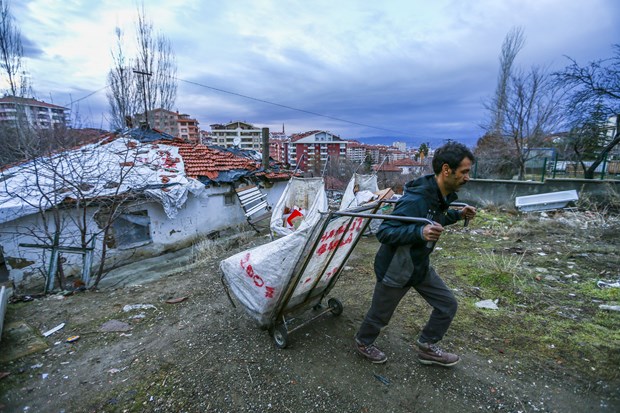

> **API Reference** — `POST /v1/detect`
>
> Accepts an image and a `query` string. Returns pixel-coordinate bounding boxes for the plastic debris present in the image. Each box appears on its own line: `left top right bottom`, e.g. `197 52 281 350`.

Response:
599 305 620 312
122 304 156 312
373 373 390 385
597 280 620 289
66 335 80 343
475 299 499 310
42 322 65 337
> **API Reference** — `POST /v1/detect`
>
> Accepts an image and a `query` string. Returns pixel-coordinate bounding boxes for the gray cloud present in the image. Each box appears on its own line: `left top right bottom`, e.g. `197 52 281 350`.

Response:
9 0 620 147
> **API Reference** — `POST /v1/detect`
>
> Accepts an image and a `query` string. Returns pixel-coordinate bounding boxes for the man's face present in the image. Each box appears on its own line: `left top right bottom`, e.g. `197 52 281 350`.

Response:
445 157 472 192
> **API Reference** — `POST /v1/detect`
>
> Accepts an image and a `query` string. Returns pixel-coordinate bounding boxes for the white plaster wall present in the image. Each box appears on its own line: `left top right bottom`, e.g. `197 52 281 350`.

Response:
264 181 287 208
0 208 102 285
0 180 289 287
148 185 246 246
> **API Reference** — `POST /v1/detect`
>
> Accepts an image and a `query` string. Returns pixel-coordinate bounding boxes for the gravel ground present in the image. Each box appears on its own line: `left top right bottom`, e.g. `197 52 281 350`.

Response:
0 229 618 413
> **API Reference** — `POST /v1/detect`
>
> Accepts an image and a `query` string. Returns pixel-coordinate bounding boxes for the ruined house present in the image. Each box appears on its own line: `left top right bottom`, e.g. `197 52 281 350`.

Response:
0 128 292 291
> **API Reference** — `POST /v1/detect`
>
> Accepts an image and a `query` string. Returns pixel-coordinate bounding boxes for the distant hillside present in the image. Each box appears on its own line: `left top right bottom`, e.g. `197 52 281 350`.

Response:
353 136 478 149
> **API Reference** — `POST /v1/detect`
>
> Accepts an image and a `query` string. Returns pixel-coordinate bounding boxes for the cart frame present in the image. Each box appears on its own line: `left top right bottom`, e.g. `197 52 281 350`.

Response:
267 200 440 348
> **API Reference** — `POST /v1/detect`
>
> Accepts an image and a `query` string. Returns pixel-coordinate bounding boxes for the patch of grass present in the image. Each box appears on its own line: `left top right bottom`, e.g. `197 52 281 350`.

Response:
434 207 620 382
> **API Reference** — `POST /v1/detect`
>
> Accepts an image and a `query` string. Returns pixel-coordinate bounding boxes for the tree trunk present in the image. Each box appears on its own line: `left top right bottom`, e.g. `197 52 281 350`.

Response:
585 130 620 179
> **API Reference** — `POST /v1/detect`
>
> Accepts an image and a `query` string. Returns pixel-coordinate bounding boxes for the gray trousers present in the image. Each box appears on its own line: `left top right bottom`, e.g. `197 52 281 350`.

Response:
356 266 457 345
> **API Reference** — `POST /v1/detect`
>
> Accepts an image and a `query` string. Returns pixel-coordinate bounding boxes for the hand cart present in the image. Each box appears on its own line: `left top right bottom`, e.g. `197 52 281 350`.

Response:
265 202 442 348
222 199 470 349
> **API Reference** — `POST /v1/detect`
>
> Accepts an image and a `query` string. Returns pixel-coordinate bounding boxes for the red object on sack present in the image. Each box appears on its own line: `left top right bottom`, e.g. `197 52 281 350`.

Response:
286 209 303 226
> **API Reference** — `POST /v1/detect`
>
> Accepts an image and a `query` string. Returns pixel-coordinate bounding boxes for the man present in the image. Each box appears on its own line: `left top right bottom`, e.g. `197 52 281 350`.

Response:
355 141 476 366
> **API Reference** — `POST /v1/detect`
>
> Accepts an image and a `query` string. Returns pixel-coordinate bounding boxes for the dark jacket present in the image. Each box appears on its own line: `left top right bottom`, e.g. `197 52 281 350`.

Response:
374 174 461 287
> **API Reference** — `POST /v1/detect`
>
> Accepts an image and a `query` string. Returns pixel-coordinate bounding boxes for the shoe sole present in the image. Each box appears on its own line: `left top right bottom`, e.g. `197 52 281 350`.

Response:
417 357 460 367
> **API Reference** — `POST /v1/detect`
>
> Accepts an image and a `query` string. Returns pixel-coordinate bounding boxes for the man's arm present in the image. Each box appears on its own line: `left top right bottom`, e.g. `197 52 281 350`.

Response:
375 197 428 246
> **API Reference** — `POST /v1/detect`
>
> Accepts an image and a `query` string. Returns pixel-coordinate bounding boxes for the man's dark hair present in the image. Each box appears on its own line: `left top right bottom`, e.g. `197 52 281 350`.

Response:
432 142 475 175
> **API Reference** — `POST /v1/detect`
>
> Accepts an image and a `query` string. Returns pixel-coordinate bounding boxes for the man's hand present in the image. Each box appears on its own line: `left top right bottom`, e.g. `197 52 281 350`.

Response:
461 205 477 221
423 223 444 242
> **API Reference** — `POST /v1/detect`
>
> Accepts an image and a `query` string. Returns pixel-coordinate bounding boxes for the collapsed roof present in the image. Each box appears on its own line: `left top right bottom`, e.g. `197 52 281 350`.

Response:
0 128 294 223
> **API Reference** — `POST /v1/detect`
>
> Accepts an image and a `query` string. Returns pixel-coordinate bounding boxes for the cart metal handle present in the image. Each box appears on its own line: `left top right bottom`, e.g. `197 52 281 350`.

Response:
448 202 470 227
332 211 436 248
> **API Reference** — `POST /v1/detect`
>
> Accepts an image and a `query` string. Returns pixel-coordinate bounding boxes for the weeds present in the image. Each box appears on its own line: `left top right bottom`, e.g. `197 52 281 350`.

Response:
479 249 527 288
190 225 256 265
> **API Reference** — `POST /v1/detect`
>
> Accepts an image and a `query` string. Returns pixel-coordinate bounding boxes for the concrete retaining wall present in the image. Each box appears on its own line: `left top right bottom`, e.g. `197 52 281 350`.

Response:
457 178 620 209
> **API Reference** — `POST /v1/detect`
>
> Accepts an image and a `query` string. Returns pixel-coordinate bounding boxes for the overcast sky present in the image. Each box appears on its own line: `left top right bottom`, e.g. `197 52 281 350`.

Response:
7 0 620 147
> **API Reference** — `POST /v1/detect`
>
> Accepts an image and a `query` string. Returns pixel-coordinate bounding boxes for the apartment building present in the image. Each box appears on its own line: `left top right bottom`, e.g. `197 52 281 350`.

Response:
0 96 69 129
210 121 263 150
269 135 290 165
140 108 200 143
289 130 347 173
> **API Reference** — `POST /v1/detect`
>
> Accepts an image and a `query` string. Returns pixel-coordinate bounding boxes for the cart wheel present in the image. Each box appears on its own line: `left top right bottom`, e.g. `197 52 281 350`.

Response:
272 324 289 349
328 298 343 316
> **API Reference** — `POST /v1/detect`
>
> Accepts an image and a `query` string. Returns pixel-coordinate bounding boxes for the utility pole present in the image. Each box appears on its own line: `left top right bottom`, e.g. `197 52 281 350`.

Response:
262 127 270 170
133 69 152 128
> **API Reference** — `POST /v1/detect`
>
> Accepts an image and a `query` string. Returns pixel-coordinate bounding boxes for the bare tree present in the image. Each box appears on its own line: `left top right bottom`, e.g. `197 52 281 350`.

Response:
0 0 36 166
0 0 29 97
488 27 525 136
106 28 140 130
503 66 564 179
473 133 517 179
107 4 177 129
135 3 177 114
554 44 620 179
0 134 167 293
480 28 563 180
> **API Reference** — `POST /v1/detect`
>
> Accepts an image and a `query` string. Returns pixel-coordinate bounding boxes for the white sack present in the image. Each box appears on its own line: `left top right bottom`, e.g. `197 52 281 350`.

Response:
339 174 379 210
222 212 370 327
220 225 313 327
270 177 328 238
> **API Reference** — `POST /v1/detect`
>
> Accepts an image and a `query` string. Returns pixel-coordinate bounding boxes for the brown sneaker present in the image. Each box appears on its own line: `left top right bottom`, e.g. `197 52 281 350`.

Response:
355 339 387 364
416 340 460 366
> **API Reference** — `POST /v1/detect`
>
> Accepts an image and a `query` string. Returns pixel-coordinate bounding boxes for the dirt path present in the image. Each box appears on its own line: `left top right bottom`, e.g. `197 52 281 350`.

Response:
1 228 618 412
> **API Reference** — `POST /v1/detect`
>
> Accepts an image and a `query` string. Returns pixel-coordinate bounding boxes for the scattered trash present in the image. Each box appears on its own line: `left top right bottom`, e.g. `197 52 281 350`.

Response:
599 305 620 312
42 323 65 337
373 373 390 385
42 373 48 379
122 304 156 312
475 299 499 310
66 335 80 343
165 296 188 304
108 368 121 374
597 280 620 289
99 320 132 332
30 363 43 369
128 313 146 319
0 371 10 380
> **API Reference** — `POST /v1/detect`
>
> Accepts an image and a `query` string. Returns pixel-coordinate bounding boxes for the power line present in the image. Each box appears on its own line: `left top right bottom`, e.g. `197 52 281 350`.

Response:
178 77 412 137
60 78 414 138
64 85 109 107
